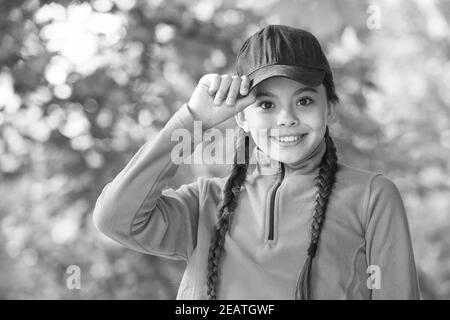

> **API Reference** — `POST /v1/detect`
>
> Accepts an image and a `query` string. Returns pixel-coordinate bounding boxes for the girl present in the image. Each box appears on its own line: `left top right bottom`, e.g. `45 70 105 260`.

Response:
93 25 420 299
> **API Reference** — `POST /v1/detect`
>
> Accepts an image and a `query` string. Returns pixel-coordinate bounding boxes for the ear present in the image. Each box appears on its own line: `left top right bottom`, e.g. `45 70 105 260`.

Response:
326 101 337 124
235 110 250 133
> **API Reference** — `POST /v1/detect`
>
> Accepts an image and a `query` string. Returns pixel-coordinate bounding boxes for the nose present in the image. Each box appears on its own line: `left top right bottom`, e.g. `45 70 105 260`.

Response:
277 109 299 127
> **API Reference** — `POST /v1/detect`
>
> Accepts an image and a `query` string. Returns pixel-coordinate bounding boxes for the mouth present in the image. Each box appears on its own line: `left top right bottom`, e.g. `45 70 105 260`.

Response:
270 134 308 146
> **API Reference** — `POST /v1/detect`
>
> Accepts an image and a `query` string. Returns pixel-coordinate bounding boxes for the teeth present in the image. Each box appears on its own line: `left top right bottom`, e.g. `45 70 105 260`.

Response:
277 135 303 142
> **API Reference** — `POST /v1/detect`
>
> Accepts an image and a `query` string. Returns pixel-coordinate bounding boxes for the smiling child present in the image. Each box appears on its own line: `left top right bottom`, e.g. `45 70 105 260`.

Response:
93 25 420 300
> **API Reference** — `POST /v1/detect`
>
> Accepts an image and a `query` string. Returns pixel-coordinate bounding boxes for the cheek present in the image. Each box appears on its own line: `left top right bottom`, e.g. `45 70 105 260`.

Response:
308 115 326 129
245 114 272 146
245 111 272 130
303 106 328 129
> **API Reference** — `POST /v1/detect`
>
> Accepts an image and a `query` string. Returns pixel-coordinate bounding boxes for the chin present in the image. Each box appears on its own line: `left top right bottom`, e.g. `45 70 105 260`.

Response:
268 140 312 164
277 153 306 164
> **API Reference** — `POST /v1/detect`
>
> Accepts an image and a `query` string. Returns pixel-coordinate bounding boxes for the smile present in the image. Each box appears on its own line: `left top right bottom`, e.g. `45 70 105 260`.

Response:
270 134 308 146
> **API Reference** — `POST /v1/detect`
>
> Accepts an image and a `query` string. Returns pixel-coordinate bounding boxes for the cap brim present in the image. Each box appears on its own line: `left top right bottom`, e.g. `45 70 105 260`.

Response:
247 64 325 91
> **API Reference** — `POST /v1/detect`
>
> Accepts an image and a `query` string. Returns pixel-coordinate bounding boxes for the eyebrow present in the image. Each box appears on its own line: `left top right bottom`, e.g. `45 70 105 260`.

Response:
256 87 317 98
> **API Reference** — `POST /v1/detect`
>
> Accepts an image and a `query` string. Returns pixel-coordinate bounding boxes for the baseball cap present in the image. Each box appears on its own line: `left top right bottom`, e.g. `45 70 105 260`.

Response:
235 25 332 90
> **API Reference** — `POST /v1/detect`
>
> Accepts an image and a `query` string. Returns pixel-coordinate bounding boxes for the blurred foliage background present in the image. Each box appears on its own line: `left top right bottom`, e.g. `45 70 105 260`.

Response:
0 0 449 299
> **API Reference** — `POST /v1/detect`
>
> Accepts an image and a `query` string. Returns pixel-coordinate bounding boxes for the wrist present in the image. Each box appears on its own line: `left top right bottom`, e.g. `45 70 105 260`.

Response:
186 103 211 131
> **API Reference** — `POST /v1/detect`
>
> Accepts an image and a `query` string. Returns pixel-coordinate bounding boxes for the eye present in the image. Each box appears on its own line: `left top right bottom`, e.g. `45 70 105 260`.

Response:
296 97 314 106
257 101 274 110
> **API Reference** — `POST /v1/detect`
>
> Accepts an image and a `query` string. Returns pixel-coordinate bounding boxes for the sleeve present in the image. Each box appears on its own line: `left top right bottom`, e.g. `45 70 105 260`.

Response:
364 174 421 299
92 103 205 262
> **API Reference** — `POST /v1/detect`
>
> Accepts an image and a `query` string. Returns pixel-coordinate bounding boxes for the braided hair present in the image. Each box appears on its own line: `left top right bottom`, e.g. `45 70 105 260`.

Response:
206 128 250 299
296 126 338 299
206 72 339 300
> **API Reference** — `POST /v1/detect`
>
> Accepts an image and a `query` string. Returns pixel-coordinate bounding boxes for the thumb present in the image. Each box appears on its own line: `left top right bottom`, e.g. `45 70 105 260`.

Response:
234 90 256 114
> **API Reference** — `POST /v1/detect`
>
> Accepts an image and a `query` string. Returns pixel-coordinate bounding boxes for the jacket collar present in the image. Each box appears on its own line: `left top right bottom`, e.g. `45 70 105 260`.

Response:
252 137 326 176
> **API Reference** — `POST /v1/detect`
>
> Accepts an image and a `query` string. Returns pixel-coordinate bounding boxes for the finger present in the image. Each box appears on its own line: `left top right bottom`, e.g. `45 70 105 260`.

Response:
208 74 221 96
239 75 250 96
234 89 256 114
214 74 232 105
225 75 241 105
199 73 216 90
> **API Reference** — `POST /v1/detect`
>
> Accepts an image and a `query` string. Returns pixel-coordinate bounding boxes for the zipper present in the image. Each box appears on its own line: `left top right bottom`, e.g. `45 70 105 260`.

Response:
293 259 303 299
265 162 301 299
267 162 285 241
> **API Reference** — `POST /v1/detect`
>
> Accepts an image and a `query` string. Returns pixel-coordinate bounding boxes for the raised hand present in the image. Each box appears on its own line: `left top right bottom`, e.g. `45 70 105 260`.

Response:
187 74 256 130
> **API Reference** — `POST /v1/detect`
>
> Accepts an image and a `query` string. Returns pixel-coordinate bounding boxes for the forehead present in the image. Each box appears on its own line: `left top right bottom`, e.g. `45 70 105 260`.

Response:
255 76 320 96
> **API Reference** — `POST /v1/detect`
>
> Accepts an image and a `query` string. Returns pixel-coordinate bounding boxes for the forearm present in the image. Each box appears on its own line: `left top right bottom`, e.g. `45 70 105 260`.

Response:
92 103 201 252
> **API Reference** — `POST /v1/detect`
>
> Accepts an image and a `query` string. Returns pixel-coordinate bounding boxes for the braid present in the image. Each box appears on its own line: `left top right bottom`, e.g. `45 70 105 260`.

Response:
296 126 338 300
206 129 250 300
